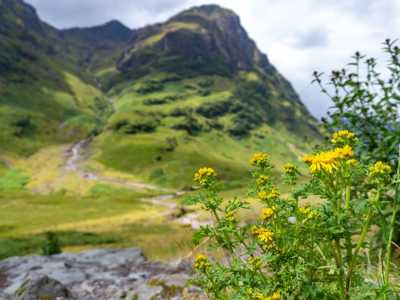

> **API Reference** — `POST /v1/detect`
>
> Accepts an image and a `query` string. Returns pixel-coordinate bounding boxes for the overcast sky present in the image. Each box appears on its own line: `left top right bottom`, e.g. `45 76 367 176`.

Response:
26 0 400 119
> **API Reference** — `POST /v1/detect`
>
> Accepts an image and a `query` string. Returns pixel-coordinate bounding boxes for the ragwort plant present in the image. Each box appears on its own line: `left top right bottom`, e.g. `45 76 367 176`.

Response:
190 131 399 299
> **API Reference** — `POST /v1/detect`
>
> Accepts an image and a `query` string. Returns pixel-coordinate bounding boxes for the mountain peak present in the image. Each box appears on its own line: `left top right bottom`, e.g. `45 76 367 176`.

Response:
61 20 131 44
177 4 237 18
118 4 270 77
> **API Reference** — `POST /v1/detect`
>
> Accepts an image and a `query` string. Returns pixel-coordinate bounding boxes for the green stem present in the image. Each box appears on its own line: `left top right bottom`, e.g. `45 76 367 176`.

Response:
333 239 345 300
344 186 353 299
345 185 351 210
383 151 400 296
346 191 378 297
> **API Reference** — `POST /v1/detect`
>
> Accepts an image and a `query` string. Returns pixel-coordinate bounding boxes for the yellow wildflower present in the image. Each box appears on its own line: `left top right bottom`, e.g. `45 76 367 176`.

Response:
256 175 269 186
284 163 298 174
369 161 392 179
261 207 275 220
193 167 217 185
248 256 262 269
258 188 280 202
299 206 317 220
302 150 338 173
346 159 358 166
254 293 271 300
331 130 357 145
334 145 354 159
299 206 311 214
250 152 270 167
271 291 281 300
193 254 210 271
224 211 235 222
252 227 273 243
253 291 280 300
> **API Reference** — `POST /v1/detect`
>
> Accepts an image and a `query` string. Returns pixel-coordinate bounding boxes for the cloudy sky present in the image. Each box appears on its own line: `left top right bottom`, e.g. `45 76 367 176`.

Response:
26 0 400 119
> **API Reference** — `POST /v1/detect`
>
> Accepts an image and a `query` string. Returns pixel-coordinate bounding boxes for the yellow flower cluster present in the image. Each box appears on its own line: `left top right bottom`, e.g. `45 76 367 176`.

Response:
299 206 318 219
283 163 298 175
369 161 392 178
331 130 357 145
224 211 235 222
193 167 217 185
302 145 355 174
194 254 210 271
247 256 262 269
256 175 269 186
261 206 276 220
254 291 281 300
250 152 270 167
251 226 273 243
334 145 354 159
258 188 280 202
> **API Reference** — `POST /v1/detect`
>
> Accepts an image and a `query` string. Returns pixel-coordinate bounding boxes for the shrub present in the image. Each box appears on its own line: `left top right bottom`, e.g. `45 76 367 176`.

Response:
136 80 163 94
41 232 62 256
313 40 400 248
189 131 399 299
108 114 159 134
196 100 230 118
172 114 203 135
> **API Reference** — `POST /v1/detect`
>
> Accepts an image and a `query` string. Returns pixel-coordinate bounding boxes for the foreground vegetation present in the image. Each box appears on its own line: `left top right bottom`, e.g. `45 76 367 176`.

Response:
190 41 400 299
191 132 399 299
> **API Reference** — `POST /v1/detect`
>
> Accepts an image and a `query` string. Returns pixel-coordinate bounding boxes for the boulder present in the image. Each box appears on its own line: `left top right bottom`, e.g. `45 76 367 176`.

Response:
14 275 76 300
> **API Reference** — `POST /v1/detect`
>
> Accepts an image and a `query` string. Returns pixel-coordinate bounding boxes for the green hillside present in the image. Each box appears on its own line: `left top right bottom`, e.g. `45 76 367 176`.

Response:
0 0 111 156
89 5 320 188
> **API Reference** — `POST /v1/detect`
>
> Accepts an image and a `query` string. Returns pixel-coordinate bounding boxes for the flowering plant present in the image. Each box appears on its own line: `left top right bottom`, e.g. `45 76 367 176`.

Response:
189 131 399 299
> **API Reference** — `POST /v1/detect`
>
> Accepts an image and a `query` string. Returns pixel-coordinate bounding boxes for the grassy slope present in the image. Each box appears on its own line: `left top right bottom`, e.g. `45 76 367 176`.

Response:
92 71 317 189
0 71 107 157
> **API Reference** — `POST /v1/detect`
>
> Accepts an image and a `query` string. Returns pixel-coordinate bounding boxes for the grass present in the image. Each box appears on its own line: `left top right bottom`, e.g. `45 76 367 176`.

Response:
0 70 107 157
0 187 194 260
0 169 29 190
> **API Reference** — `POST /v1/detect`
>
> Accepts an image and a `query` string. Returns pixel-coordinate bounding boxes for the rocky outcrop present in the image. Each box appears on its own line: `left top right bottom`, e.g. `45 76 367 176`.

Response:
117 4 274 76
0 248 204 300
14 276 76 300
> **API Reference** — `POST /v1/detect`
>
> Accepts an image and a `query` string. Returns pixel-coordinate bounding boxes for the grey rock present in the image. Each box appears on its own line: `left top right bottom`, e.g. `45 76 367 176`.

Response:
14 275 76 300
0 248 203 300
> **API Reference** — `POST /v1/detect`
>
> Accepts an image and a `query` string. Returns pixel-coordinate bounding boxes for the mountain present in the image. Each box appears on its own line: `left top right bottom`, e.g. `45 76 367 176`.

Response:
0 1 320 188
0 0 111 156
60 20 132 70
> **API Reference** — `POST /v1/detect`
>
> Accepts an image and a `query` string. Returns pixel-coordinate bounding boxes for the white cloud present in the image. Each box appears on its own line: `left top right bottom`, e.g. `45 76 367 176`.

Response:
25 0 400 118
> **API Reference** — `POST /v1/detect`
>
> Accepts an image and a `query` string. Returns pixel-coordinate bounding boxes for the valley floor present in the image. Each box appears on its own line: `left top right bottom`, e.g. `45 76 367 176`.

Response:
0 140 209 261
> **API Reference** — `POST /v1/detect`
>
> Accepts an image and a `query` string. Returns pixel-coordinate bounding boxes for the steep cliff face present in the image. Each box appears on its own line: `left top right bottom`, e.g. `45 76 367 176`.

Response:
117 5 273 76
60 20 132 69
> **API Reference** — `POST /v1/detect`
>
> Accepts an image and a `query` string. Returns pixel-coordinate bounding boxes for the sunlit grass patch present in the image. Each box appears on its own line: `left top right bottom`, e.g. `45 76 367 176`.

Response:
0 169 29 190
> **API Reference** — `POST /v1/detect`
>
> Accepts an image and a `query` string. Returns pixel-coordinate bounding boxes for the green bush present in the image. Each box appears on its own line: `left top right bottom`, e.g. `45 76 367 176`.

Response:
136 80 163 94
313 39 400 246
196 100 230 118
108 114 159 134
172 114 203 135
189 133 399 299
41 232 62 256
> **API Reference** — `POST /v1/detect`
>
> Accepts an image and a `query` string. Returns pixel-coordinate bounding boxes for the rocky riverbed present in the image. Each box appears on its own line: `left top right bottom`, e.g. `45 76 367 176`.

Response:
0 248 205 300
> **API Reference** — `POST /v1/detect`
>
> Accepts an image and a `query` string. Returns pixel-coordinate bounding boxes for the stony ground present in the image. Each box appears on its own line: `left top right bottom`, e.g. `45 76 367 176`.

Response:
0 248 205 300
